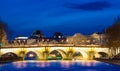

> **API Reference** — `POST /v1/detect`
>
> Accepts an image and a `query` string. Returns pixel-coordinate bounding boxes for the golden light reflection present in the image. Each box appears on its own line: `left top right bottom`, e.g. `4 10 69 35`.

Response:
13 61 27 68
75 60 97 66
95 53 101 58
60 61 74 68
36 61 50 68
28 54 34 57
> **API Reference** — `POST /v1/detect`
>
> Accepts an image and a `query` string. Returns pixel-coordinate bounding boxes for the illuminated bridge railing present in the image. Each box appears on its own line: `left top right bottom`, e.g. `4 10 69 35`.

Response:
1 44 103 48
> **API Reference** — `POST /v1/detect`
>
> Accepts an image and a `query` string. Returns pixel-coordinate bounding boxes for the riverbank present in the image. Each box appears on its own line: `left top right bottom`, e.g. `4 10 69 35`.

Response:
96 59 120 66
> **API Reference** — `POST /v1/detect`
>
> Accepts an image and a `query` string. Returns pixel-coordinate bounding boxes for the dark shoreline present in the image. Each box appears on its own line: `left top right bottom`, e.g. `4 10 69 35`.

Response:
96 59 120 66
0 57 23 64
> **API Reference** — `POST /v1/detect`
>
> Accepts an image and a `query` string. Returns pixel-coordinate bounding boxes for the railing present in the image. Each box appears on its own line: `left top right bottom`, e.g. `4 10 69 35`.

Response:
1 44 102 48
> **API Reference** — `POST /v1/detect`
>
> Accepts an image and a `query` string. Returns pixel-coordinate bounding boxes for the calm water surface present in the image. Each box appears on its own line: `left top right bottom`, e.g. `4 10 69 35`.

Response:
0 60 120 71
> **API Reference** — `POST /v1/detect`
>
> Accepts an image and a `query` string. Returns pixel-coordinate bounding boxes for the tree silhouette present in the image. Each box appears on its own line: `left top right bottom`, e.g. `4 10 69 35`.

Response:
105 17 120 56
0 18 8 44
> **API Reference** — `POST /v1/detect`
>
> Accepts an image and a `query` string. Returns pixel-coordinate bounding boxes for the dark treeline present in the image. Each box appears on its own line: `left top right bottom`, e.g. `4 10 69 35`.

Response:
0 17 12 44
105 17 120 57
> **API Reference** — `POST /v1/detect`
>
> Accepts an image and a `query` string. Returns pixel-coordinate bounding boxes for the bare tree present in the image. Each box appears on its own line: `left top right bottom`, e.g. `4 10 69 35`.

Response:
105 17 120 57
0 19 7 45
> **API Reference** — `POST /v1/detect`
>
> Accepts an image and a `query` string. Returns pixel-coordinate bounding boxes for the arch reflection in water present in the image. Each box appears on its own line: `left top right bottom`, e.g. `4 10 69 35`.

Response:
95 52 108 59
1 52 18 58
24 51 38 60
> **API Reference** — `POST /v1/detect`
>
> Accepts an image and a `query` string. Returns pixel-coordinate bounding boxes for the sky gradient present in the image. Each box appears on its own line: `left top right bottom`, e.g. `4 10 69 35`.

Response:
0 0 120 38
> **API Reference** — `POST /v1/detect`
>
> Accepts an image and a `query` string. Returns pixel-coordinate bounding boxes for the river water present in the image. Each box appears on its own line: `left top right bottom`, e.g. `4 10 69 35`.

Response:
0 60 120 71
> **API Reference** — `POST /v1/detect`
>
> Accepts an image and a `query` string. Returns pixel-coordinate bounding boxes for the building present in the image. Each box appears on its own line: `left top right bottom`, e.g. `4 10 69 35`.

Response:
12 31 105 45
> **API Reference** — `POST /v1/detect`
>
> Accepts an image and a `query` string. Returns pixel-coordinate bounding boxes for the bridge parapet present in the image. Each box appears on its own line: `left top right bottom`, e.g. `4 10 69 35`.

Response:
1 44 106 48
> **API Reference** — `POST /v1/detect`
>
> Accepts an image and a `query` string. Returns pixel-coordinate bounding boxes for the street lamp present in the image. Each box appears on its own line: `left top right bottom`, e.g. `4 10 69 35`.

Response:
97 32 102 45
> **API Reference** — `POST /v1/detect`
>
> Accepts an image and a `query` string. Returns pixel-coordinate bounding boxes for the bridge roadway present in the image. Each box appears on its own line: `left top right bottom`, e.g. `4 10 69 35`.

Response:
0 44 110 60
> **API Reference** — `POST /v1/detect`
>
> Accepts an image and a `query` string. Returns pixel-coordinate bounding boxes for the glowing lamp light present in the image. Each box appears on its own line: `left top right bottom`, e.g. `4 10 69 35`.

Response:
95 53 101 58
58 36 61 38
0 43 2 47
48 56 52 60
56 56 62 60
28 54 34 57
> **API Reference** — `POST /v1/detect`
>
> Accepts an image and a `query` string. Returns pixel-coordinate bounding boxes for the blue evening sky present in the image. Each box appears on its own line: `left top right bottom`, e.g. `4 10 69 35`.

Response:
0 0 120 38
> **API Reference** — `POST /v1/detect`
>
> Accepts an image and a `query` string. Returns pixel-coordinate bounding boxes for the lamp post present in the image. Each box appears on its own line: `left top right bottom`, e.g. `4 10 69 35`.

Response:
97 32 102 45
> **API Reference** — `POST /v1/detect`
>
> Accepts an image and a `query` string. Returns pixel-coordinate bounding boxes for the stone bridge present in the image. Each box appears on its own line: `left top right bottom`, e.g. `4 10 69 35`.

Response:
0 46 110 60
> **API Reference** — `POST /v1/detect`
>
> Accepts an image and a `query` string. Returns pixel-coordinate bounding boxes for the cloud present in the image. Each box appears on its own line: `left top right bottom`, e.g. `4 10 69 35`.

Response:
65 1 111 11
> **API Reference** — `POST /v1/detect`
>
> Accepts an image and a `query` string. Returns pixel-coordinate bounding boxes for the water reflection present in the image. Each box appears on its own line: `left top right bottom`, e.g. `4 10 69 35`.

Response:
60 61 74 68
0 64 4 67
13 61 27 68
36 61 50 68
0 60 120 71
76 60 97 66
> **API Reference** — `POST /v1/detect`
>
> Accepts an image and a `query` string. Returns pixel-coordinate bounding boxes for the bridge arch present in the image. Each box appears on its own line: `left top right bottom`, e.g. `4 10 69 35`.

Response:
24 50 43 60
94 52 109 59
74 50 89 59
49 49 67 60
24 51 38 60
73 51 83 60
1 52 18 58
22 48 45 60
